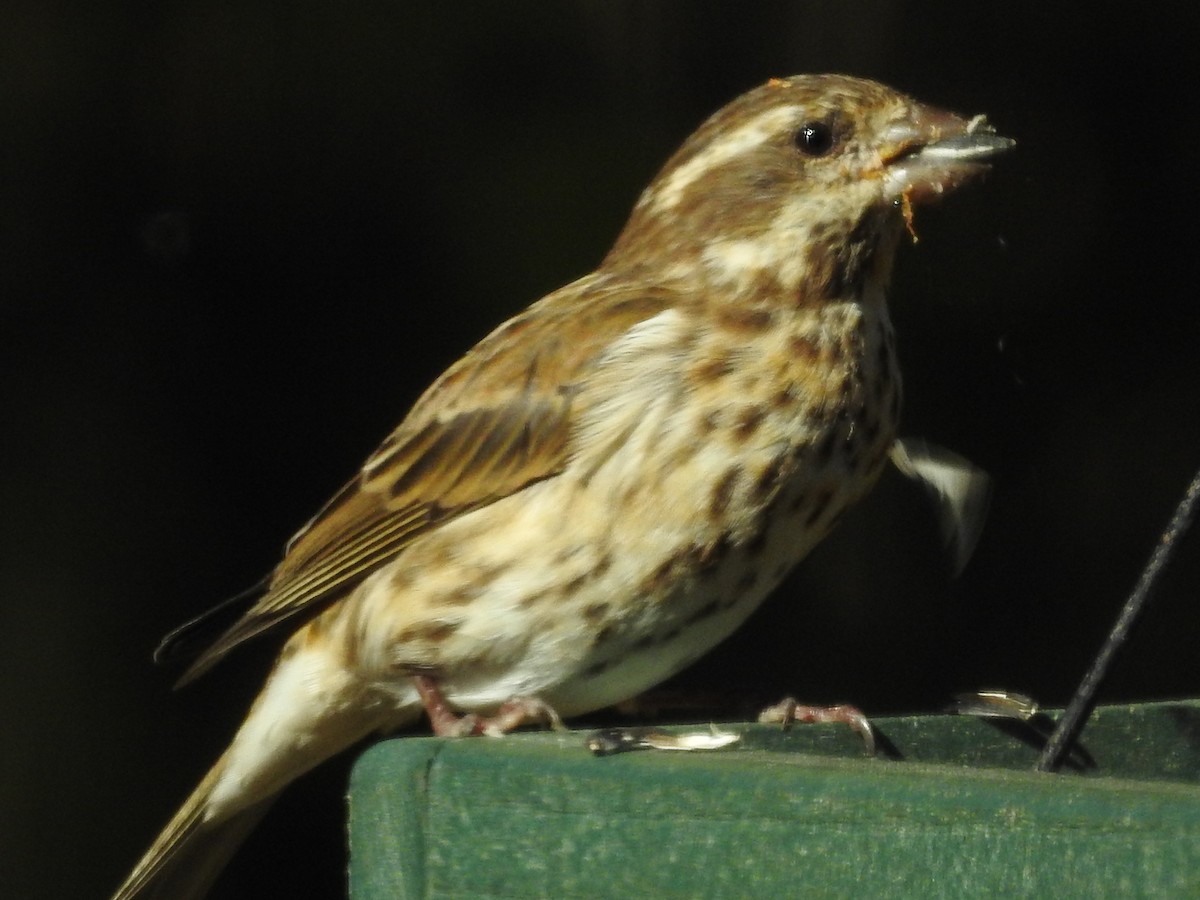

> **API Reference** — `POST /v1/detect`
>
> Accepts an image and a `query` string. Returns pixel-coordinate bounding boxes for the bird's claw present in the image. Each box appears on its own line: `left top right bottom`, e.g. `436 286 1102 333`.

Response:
758 697 876 756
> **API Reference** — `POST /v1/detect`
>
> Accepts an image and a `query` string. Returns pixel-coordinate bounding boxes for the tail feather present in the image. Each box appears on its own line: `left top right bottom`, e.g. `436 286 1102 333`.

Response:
113 623 418 898
111 758 274 900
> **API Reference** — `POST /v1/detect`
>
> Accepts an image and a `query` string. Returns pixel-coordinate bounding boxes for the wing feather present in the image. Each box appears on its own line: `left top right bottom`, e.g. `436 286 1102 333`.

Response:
173 277 675 684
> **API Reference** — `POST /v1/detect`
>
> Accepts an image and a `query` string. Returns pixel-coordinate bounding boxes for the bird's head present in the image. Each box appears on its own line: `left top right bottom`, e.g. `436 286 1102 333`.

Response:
606 74 1013 300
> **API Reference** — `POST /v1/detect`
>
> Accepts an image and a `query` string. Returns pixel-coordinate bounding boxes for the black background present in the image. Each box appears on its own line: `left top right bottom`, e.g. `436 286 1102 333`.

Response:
4 3 1200 897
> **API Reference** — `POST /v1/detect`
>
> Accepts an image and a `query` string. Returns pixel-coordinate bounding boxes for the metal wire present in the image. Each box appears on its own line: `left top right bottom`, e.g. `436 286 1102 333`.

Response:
1037 464 1200 773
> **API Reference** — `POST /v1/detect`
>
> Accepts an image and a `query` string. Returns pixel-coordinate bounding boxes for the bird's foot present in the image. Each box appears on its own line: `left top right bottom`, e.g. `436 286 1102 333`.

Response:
758 697 876 755
412 674 565 737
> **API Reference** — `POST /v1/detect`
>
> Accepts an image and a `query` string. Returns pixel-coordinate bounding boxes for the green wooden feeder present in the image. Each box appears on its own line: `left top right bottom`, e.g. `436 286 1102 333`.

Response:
347 699 1200 898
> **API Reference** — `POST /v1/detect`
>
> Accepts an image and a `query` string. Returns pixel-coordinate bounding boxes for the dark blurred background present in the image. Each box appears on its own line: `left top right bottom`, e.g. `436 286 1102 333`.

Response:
4 3 1199 897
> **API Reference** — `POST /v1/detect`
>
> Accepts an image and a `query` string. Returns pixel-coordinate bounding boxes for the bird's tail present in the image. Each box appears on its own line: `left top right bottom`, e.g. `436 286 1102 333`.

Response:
110 753 275 900
110 620 418 899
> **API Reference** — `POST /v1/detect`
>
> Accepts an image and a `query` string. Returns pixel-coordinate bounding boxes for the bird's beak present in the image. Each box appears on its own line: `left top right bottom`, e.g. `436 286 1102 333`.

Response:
880 106 1015 202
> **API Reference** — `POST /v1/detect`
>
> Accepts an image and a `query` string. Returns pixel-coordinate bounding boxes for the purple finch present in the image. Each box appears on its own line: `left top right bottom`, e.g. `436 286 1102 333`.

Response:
113 74 1011 899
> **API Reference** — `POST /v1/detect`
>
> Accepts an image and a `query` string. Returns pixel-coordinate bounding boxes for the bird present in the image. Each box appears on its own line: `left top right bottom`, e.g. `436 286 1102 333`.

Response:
112 74 1013 899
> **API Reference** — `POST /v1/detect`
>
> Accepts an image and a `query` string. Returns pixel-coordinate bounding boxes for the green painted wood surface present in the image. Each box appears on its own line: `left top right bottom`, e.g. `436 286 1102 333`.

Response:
348 700 1200 898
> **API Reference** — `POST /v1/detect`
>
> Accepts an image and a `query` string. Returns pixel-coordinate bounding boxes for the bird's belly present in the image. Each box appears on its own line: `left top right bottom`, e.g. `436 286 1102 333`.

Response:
541 550 778 716
543 459 881 715
369 443 888 718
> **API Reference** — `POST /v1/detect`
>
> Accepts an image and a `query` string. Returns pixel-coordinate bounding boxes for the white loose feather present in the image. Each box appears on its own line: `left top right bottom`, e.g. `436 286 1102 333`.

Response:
890 437 991 574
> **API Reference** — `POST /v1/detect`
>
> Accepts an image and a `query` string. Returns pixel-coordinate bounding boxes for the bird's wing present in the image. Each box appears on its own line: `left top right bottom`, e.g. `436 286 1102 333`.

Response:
173 278 674 683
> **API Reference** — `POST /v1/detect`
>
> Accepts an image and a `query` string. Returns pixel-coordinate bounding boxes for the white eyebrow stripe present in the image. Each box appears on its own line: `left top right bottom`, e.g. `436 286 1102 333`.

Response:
643 105 801 212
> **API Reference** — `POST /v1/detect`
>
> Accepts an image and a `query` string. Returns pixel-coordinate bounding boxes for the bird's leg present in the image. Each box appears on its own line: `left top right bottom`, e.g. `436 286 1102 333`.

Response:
412 674 565 737
758 697 876 755
412 673 480 736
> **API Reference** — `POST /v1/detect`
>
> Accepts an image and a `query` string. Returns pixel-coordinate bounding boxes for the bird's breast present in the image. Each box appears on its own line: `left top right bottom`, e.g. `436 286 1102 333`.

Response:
536 293 903 711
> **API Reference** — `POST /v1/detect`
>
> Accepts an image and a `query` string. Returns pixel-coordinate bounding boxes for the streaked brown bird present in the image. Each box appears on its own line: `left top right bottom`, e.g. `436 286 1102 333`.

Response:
113 74 1012 899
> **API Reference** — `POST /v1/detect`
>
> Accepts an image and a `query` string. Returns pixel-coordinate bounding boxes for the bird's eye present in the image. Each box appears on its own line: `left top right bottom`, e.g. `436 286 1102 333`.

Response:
794 121 834 156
